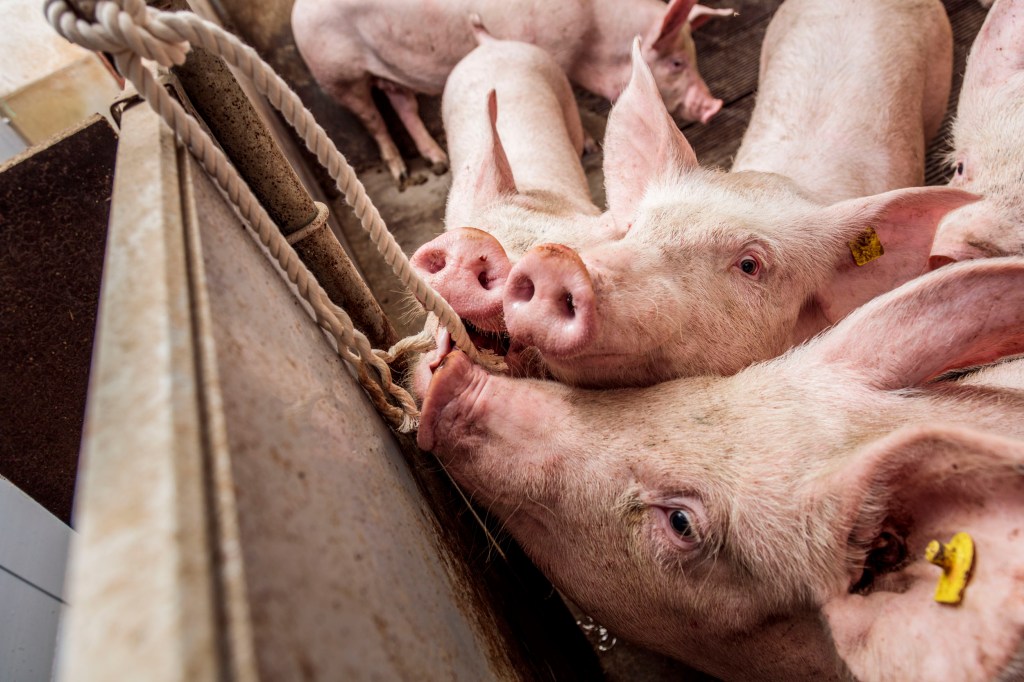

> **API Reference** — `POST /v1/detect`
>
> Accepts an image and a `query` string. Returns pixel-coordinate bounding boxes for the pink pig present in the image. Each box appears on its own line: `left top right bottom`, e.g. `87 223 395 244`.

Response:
416 256 1024 680
290 0 731 187
501 0 972 388
930 0 1024 267
411 25 614 338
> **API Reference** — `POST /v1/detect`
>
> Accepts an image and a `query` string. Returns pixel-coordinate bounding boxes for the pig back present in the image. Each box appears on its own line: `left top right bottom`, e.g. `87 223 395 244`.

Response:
733 0 952 204
293 0 592 96
442 39 593 214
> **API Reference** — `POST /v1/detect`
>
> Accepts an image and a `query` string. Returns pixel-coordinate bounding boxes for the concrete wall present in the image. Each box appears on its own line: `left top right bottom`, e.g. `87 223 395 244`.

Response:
1 0 121 145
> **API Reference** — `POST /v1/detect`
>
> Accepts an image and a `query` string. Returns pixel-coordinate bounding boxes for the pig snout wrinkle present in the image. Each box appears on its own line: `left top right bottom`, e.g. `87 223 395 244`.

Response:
503 243 596 357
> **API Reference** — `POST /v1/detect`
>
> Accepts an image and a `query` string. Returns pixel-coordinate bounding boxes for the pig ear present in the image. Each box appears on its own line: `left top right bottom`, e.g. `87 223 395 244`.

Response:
811 186 979 324
821 425 1024 682
603 38 698 229
477 89 517 198
962 0 1024 91
469 13 494 44
688 5 735 31
652 0 698 52
810 257 1024 389
446 90 518 226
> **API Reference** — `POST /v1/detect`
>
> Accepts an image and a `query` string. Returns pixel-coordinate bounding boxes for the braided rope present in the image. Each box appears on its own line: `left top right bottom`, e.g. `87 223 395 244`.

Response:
45 0 503 431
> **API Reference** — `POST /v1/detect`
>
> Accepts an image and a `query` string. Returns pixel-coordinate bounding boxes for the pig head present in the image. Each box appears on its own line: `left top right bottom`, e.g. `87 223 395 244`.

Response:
413 34 614 338
419 257 1024 680
633 0 731 124
932 0 1024 266
501 40 978 388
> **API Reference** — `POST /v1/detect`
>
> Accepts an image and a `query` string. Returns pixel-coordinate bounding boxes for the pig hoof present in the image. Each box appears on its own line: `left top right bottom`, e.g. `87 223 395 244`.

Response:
407 172 429 188
397 172 410 192
583 136 600 156
430 160 450 176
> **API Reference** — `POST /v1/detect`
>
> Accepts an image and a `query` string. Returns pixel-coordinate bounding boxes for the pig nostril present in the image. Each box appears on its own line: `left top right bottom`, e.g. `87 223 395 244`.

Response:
563 292 575 317
478 270 490 290
508 275 535 303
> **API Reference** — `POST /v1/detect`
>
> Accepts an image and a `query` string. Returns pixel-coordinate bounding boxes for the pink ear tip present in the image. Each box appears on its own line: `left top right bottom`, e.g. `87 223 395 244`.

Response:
630 36 644 63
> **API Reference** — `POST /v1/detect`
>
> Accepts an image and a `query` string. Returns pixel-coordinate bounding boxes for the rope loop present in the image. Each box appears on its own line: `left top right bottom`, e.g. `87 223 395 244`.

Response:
42 0 508 431
45 0 189 65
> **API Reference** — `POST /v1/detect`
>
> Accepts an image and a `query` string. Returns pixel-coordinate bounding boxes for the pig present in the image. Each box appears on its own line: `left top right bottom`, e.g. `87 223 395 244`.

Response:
410 26 615 339
290 0 732 187
930 0 1024 267
416 256 1024 680
500 1 972 389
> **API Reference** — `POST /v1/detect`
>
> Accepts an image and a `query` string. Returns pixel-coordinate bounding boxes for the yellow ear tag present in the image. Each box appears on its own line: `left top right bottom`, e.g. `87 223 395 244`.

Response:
849 227 885 266
924 532 975 605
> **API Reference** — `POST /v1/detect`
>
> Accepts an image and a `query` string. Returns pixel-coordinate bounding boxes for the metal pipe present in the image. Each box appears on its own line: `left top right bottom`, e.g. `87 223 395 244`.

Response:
170 34 398 349
91 0 399 350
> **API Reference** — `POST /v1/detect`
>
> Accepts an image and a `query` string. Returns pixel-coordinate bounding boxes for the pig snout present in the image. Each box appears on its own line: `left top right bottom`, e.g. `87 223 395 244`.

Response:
503 243 596 358
411 227 512 332
677 80 722 125
417 349 485 452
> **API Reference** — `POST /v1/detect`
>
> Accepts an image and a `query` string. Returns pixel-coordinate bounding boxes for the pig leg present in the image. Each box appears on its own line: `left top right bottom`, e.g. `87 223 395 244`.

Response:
378 80 450 176
325 76 410 188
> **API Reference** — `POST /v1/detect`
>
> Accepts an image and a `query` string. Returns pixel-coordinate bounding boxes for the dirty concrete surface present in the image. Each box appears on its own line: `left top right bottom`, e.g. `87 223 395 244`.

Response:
0 116 117 525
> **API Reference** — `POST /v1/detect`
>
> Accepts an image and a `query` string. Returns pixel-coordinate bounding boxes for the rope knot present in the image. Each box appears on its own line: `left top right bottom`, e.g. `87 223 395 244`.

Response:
45 0 190 67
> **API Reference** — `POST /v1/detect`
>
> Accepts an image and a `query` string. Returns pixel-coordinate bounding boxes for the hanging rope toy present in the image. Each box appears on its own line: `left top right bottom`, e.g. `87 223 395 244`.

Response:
45 0 506 432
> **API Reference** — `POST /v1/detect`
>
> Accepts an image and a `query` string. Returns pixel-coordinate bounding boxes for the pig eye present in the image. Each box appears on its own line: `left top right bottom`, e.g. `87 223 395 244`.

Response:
669 510 695 538
736 254 761 277
655 504 703 550
669 57 686 70
955 161 964 176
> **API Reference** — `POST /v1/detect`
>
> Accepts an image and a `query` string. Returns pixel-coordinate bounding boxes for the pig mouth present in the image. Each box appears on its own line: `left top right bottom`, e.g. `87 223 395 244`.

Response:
462 317 511 357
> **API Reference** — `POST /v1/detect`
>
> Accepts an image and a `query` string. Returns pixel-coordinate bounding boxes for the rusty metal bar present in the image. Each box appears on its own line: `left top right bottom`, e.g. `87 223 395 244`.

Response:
170 35 398 349
174 48 399 348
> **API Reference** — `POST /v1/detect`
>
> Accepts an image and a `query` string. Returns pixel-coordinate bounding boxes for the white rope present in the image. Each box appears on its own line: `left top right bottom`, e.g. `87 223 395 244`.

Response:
45 0 505 431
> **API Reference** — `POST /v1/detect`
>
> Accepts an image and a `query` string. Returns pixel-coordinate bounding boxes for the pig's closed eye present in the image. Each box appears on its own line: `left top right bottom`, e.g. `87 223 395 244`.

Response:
735 253 762 278
669 58 687 71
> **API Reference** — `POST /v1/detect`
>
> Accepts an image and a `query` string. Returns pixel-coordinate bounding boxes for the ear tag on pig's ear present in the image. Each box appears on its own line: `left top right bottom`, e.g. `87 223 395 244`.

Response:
848 227 885 266
924 532 975 605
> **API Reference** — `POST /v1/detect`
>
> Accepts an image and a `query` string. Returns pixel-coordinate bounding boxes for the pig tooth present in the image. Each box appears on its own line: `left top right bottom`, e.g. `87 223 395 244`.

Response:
428 326 453 372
